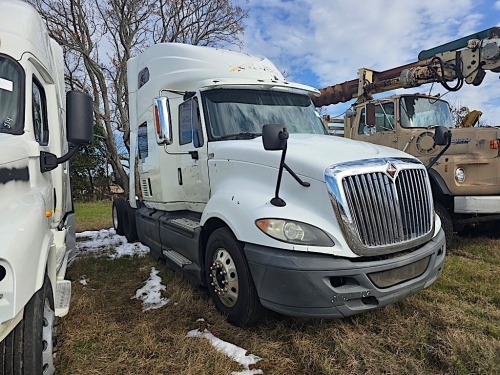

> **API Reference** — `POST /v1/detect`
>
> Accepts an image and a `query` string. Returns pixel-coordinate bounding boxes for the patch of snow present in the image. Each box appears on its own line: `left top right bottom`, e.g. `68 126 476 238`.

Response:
187 327 263 375
76 228 149 258
132 267 169 311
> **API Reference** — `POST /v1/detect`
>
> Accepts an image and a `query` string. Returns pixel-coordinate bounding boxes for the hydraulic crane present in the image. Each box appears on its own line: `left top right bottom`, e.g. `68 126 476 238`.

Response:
312 27 500 107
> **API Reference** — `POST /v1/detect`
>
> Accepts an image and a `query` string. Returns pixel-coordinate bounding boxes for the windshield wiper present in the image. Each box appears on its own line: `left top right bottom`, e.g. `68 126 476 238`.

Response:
218 132 261 140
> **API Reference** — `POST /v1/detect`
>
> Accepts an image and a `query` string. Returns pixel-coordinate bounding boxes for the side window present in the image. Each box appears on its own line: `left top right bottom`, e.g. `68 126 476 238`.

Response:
178 97 204 147
32 76 49 145
376 102 394 131
138 122 148 159
357 103 395 135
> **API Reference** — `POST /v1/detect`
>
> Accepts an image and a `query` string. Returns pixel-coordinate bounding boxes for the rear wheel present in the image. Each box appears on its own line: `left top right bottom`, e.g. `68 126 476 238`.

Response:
205 227 262 327
122 203 138 243
112 198 127 236
0 275 57 375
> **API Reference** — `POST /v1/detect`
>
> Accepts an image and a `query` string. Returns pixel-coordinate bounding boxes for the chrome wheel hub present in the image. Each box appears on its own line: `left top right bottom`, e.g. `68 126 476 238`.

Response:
42 297 55 374
209 248 238 307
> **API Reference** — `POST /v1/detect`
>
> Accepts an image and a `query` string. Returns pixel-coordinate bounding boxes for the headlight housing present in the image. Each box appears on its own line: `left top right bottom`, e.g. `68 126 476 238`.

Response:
255 219 334 246
455 167 465 183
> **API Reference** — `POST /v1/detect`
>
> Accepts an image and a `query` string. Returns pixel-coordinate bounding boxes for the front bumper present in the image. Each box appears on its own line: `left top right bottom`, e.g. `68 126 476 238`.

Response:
454 196 500 214
244 228 445 318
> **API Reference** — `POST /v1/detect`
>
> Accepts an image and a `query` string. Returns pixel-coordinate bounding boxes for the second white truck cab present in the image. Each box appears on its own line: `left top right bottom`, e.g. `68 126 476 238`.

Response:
114 43 446 326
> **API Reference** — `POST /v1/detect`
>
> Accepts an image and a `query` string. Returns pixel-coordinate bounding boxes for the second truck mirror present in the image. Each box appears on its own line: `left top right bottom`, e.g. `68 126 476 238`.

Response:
434 126 452 146
67 91 93 145
365 103 376 127
154 96 173 145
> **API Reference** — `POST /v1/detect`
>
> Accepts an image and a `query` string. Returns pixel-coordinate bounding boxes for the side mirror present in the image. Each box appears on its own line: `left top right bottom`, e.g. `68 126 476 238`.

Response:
262 124 309 207
365 103 376 127
262 124 288 151
67 91 93 145
434 126 452 146
154 96 173 145
427 126 452 170
40 91 94 172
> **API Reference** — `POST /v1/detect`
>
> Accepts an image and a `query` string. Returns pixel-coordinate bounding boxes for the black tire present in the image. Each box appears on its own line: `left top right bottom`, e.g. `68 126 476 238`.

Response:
0 276 57 375
435 202 453 244
112 198 127 236
205 227 262 327
122 203 138 243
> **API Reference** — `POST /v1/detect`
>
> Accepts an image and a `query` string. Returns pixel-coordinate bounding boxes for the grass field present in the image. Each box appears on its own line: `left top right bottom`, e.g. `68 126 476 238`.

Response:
74 200 113 232
67 201 500 374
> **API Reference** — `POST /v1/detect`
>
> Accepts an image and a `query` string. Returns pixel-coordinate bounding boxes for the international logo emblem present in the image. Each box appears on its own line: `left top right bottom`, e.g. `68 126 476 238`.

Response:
386 162 397 178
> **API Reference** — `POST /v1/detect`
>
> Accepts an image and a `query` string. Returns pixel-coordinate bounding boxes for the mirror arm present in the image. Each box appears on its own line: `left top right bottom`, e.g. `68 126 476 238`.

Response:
40 144 81 173
271 144 287 207
427 137 451 170
283 163 310 187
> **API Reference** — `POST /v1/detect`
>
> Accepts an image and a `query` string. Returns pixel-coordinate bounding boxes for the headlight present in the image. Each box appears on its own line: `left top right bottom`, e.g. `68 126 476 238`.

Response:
455 167 465 183
255 219 334 246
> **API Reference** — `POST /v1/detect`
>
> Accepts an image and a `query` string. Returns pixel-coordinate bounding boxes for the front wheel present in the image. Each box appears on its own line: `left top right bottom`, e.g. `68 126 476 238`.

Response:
435 202 453 244
0 275 57 374
205 227 262 327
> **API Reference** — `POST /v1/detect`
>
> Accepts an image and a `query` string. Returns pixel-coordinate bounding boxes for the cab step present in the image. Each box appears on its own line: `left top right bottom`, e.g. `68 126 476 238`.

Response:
163 248 192 268
55 280 71 317
168 217 200 233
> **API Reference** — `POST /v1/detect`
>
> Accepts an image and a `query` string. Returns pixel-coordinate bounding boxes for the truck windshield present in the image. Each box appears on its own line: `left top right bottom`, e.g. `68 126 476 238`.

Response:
400 96 454 129
202 89 327 140
0 55 24 135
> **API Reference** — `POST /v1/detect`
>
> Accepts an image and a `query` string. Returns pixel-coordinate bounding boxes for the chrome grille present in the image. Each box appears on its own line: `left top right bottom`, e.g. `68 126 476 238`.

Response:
326 158 434 256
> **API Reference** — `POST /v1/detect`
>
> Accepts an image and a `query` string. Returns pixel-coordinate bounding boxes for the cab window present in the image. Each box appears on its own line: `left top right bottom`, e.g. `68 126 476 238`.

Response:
358 102 395 135
0 55 25 135
32 76 49 145
138 122 148 159
179 97 203 147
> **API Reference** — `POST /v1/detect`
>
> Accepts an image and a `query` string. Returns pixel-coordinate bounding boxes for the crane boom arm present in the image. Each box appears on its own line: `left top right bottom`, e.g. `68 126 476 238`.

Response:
312 27 500 107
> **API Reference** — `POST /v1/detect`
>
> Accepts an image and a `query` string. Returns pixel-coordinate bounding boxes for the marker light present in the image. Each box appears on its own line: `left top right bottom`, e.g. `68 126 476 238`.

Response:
490 140 499 149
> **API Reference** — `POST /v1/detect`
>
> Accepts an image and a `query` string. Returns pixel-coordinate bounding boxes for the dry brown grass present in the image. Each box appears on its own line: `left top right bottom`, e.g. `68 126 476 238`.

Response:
66 202 500 374
58 230 500 375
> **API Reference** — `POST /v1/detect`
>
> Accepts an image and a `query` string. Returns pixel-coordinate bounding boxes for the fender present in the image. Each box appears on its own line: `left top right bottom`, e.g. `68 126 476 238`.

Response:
0 188 52 324
428 168 452 198
201 163 349 256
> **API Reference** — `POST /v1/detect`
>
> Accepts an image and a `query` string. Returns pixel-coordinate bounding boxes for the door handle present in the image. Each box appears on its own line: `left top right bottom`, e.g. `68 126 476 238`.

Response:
177 168 183 185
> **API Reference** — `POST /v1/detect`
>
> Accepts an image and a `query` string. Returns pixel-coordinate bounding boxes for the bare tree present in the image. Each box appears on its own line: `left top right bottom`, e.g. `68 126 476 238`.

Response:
27 0 248 196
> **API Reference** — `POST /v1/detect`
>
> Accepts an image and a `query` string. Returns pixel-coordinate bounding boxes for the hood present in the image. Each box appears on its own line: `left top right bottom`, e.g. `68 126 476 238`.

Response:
209 134 416 181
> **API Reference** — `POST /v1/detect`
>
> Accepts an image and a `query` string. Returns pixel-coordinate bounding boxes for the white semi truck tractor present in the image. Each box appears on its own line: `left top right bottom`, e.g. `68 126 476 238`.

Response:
113 43 446 327
0 1 93 373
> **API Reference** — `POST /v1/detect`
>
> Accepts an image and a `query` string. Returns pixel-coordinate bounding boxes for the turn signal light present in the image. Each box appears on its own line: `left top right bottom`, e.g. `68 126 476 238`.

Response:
491 140 499 149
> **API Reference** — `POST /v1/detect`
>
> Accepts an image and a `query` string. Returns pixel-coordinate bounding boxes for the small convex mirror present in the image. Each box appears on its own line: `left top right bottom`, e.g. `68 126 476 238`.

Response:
153 96 172 145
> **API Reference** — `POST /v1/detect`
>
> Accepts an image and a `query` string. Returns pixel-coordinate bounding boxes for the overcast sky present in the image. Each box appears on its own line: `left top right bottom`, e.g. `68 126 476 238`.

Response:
234 0 500 124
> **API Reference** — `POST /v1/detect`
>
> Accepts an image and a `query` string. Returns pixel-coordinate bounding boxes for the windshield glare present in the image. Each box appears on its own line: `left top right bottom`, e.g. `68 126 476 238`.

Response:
202 89 327 139
0 55 24 135
400 96 454 128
